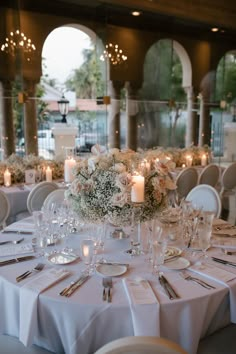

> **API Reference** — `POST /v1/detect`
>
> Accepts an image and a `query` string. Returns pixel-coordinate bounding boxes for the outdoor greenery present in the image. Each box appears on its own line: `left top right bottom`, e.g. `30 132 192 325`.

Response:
65 47 105 98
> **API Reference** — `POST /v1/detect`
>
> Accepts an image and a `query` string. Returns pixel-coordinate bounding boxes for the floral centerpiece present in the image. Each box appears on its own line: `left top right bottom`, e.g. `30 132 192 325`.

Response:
65 146 176 226
0 154 64 185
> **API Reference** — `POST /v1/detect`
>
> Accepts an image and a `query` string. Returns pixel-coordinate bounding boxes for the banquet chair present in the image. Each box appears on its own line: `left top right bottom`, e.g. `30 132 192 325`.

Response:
0 190 10 229
197 164 221 188
186 184 222 218
175 167 198 200
27 181 59 214
42 188 66 211
220 162 236 220
94 336 188 354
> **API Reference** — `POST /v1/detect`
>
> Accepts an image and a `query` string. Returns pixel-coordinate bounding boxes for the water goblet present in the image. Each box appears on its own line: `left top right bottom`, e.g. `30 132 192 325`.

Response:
151 231 168 275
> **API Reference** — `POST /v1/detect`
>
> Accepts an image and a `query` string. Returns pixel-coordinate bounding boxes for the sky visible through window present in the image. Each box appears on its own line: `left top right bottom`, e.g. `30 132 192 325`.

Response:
42 26 92 88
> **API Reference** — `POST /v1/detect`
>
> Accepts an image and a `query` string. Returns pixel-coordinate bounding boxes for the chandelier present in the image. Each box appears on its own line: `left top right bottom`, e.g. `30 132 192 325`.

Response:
100 43 127 65
1 29 36 61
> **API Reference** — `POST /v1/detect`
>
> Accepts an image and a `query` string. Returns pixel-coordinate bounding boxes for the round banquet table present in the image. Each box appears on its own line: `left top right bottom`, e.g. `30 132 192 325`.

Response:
0 218 235 354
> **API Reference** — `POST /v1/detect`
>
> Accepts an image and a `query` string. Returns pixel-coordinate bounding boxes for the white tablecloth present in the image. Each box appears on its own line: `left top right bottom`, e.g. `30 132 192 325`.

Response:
0 219 235 354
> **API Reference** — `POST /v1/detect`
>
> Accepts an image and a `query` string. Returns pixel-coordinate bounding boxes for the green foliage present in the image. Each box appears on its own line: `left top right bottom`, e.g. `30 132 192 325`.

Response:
65 47 105 98
141 39 186 103
216 53 236 104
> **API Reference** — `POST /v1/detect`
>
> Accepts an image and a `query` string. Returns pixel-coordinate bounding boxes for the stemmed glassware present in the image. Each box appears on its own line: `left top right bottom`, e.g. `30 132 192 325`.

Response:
198 211 214 265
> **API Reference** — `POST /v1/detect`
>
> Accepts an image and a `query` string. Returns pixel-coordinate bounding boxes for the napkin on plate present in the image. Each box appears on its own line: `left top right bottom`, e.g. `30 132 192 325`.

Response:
19 268 70 346
123 278 160 336
0 243 34 257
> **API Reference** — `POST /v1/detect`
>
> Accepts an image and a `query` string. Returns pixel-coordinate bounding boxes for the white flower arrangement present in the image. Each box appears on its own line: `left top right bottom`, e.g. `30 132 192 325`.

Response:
65 147 176 226
0 154 64 184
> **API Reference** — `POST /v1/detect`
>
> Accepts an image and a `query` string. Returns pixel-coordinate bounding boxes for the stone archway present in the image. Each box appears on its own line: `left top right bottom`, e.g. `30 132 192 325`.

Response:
40 24 107 155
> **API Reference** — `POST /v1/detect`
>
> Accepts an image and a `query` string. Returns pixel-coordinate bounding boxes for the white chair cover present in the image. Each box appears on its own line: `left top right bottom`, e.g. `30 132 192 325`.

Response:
186 184 222 218
43 189 66 211
0 190 10 228
27 182 59 214
198 164 221 188
94 336 188 354
176 167 198 199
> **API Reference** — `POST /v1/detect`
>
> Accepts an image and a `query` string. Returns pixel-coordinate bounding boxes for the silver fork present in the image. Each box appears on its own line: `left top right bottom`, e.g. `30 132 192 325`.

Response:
180 271 216 290
16 263 45 282
102 277 112 302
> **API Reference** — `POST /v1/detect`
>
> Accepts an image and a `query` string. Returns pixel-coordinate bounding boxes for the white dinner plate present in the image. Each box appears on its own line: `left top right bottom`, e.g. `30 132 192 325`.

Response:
165 246 182 259
48 252 79 265
96 264 127 277
164 257 190 270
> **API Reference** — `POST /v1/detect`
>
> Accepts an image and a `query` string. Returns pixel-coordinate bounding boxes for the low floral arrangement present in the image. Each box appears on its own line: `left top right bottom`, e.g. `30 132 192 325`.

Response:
0 154 64 185
145 145 211 167
65 146 176 226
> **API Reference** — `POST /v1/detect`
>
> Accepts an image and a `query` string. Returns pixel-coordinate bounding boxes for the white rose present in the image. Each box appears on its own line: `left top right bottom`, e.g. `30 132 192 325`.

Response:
88 156 100 172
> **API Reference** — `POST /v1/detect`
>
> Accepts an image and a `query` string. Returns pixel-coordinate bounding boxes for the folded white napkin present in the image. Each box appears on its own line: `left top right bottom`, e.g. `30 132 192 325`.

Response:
0 243 33 257
19 268 70 346
123 278 160 336
190 263 236 322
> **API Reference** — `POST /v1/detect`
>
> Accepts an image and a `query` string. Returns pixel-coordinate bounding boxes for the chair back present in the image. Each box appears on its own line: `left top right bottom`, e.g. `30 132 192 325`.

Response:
186 184 222 218
221 162 236 192
0 190 10 228
94 336 188 354
27 181 59 214
43 189 66 211
176 167 198 199
198 164 220 187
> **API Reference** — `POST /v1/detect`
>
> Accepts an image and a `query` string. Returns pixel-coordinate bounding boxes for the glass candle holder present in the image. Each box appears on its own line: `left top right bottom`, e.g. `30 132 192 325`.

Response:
80 239 94 265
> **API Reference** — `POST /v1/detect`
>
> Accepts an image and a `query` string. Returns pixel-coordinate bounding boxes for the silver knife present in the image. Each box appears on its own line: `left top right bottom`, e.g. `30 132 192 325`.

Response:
0 255 35 266
158 275 174 300
160 274 180 299
97 262 129 268
59 275 87 296
65 275 90 297
0 238 24 246
212 257 236 268
2 230 33 235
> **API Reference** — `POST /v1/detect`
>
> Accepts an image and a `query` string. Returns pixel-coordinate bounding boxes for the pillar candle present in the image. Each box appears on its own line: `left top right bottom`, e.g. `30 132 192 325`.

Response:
131 175 145 203
46 166 52 182
186 155 193 167
4 168 11 187
64 158 76 183
201 154 207 166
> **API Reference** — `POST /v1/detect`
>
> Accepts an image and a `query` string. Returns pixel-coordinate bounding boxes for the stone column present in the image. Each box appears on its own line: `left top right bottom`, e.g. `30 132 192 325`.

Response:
1 80 15 158
198 93 211 146
23 79 38 155
125 82 139 151
185 86 196 147
108 81 123 149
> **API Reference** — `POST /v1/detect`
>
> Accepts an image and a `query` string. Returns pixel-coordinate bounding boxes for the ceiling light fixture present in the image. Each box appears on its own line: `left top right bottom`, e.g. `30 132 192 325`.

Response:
131 11 141 16
211 27 219 32
100 43 127 65
1 29 36 61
